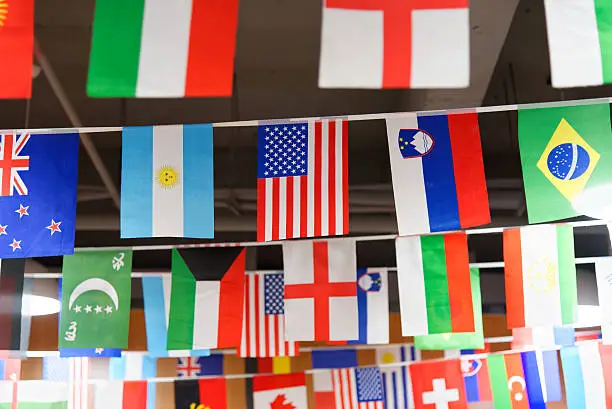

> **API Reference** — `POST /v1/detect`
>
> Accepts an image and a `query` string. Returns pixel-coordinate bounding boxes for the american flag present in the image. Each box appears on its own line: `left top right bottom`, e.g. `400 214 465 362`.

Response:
332 367 384 409
0 133 30 197
256 119 348 241
239 272 298 357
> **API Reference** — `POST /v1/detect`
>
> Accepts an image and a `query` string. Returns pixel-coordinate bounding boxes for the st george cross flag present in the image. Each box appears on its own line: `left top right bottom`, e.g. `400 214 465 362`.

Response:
396 232 475 336
282 240 358 341
503 224 577 328
0 132 79 258
167 248 246 350
318 0 469 89
121 124 214 239
0 259 25 351
376 345 420 409
87 0 238 97
410 359 467 409
253 373 308 409
0 0 34 98
239 272 298 358
257 120 348 242
353 268 389 345
385 113 489 235
544 0 612 88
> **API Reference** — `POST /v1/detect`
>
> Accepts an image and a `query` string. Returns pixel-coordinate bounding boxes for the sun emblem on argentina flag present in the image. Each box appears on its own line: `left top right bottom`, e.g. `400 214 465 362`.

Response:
157 165 179 189
537 118 600 201
0 0 7 28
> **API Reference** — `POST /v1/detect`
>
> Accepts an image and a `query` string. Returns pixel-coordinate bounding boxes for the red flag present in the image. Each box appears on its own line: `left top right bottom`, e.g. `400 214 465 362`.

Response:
0 0 33 98
256 119 349 242
410 359 468 409
253 373 308 409
282 240 358 341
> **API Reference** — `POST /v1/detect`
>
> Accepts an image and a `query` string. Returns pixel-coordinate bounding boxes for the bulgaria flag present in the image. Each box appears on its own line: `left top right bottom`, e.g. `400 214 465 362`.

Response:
87 0 239 98
544 0 612 88
167 248 246 350
395 232 475 336
503 224 577 329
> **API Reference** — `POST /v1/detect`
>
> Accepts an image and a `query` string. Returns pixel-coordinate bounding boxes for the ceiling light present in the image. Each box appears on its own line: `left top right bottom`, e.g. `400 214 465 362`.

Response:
576 304 601 328
22 294 60 316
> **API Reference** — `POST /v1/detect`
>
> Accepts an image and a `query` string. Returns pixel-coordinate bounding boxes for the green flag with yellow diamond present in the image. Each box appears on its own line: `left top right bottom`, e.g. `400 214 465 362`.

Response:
518 104 612 223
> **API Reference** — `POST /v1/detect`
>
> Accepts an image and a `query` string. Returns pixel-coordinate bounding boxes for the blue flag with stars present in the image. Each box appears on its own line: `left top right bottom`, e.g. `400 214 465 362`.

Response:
0 132 79 258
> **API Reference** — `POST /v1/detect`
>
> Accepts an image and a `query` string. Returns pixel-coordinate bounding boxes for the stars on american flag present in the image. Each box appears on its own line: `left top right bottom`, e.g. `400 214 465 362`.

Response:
262 124 308 178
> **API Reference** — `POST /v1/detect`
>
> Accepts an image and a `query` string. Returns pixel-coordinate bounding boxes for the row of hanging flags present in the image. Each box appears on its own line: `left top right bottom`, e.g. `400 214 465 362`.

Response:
1 336 611 409
3 220 606 357
2 0 612 98
0 102 611 259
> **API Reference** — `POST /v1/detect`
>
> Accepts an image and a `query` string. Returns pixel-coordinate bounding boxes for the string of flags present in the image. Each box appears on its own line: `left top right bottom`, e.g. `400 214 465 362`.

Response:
3 0 612 98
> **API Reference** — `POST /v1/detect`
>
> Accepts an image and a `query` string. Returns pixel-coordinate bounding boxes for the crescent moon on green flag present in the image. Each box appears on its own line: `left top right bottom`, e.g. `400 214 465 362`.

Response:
68 278 119 310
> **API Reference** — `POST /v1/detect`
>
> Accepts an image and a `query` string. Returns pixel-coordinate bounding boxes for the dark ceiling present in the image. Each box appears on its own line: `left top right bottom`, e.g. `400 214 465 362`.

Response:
3 0 612 310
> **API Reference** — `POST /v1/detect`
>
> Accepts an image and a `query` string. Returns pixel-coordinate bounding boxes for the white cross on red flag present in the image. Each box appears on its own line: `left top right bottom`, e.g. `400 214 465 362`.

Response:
410 359 468 409
282 240 358 341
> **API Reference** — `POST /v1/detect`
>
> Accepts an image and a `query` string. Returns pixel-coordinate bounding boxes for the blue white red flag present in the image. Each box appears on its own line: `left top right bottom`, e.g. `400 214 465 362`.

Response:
0 132 78 258
521 350 562 407
386 113 489 235
350 268 389 345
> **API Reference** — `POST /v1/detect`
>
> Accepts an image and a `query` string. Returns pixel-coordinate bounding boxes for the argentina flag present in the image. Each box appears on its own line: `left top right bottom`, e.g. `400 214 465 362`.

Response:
376 345 420 409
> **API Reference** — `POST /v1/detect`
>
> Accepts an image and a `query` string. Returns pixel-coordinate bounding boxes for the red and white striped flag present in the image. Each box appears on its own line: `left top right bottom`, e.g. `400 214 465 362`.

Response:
239 272 298 357
69 357 90 409
256 119 349 241
331 368 385 409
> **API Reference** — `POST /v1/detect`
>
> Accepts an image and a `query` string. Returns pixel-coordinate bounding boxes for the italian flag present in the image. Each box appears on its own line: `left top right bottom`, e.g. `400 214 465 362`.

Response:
87 0 239 98
503 224 577 329
395 232 475 336
544 0 612 87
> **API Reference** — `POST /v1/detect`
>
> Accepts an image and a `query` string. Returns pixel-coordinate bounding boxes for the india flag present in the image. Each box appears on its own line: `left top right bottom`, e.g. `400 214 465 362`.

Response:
87 0 239 97
544 0 612 87
395 232 475 336
503 224 577 329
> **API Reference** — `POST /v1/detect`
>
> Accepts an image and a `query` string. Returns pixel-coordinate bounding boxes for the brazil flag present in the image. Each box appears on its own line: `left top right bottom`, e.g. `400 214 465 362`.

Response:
518 104 612 223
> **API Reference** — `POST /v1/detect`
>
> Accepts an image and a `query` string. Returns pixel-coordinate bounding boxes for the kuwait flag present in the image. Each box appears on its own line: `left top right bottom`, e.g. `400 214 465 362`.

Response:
503 224 577 329
385 113 489 236
544 0 612 88
167 248 246 350
395 232 475 336
87 0 239 97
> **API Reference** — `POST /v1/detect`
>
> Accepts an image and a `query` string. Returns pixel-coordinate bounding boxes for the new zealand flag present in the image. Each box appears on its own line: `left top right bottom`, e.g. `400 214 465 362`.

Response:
0 132 79 258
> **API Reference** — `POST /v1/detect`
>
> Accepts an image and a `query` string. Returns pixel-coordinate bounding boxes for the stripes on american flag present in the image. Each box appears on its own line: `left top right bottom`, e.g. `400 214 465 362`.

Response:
239 272 298 357
332 368 384 409
69 357 90 409
256 119 348 242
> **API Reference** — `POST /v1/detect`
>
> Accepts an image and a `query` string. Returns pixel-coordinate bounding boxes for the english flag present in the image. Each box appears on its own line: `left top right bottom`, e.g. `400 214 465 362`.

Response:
257 120 348 242
282 240 358 342
318 0 469 89
410 359 468 409
239 272 299 358
253 373 308 409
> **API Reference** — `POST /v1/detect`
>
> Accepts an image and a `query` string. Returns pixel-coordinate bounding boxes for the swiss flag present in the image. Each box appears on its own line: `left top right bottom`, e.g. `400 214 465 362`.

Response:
253 373 308 409
410 359 468 409
282 240 358 341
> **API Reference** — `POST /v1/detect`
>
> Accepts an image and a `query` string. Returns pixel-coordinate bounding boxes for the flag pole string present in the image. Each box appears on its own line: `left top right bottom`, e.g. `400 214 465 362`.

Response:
21 253 609 280
17 339 602 383
67 219 608 253
1 97 611 135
